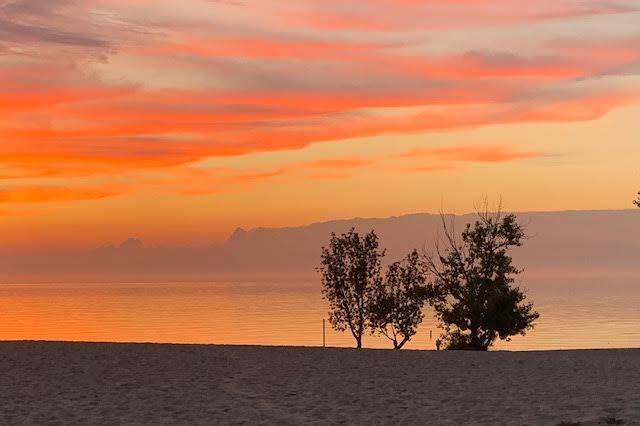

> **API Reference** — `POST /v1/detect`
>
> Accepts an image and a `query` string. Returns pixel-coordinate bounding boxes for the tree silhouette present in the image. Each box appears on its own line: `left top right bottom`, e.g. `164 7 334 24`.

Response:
318 228 384 349
634 192 640 208
425 210 539 350
370 250 429 349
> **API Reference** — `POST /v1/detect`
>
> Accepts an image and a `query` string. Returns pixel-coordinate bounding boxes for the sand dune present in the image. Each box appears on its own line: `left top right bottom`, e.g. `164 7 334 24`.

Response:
1 342 639 425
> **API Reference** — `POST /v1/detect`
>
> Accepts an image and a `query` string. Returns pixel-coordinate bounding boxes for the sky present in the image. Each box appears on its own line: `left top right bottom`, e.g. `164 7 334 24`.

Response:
1 0 639 250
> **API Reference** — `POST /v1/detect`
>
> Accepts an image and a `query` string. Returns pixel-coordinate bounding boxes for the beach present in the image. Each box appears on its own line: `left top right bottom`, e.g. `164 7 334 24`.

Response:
0 342 638 425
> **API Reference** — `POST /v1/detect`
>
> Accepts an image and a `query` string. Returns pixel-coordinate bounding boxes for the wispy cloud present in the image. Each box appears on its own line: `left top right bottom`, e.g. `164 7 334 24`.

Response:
166 156 376 195
0 0 638 204
0 184 126 203
399 145 543 163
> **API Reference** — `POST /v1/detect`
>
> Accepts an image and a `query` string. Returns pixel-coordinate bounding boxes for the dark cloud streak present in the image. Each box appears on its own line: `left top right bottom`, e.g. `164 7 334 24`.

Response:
0 16 109 48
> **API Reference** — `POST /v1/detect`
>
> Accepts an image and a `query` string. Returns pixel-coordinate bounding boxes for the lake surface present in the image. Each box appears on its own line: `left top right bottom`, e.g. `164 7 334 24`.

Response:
1 276 639 350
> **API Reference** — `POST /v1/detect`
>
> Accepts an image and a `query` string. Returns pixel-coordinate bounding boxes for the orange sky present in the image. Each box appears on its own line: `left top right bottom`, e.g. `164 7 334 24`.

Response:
1 0 640 250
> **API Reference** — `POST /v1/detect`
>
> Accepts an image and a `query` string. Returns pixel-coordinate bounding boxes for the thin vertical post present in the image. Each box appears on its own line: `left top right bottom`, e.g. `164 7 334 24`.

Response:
323 319 326 348
429 329 432 341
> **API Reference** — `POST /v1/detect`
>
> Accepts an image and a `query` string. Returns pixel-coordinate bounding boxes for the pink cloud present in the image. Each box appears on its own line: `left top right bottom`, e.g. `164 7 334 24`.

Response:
276 0 638 32
0 0 638 201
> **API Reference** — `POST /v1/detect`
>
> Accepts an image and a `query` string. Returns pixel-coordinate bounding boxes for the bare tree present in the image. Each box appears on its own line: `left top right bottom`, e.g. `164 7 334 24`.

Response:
425 208 539 350
318 228 384 349
370 250 429 349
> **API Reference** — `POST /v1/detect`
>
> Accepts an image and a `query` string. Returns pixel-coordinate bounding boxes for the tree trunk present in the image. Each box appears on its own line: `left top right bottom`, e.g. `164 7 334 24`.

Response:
395 336 410 350
355 336 362 349
470 327 482 350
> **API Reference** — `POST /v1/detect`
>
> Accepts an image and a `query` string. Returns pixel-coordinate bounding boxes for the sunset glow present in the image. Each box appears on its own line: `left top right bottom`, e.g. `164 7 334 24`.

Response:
1 0 639 249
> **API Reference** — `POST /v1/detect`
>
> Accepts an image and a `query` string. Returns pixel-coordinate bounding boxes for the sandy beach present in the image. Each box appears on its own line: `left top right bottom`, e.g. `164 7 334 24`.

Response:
0 342 638 425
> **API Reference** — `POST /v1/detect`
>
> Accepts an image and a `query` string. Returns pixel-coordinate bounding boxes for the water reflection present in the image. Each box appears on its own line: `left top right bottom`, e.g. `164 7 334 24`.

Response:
0 278 638 350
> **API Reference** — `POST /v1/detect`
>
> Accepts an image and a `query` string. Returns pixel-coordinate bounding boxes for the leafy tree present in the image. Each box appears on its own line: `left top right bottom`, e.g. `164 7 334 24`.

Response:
318 228 384 349
370 250 429 349
634 193 640 208
425 210 539 350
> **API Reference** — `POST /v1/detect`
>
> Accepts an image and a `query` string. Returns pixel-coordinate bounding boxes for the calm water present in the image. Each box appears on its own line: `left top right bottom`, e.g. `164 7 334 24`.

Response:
1 276 639 350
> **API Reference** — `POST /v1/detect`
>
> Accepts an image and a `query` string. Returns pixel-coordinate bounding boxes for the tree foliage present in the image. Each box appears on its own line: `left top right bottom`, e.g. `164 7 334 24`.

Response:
426 210 539 350
370 250 428 349
318 228 384 349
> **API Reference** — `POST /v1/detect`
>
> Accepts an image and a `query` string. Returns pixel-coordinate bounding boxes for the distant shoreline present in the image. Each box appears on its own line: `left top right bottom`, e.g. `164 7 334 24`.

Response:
2 339 640 352
1 341 639 424
3 208 640 280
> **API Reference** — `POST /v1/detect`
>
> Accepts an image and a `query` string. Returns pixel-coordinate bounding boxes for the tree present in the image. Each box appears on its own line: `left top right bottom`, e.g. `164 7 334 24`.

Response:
634 192 640 208
370 250 429 349
425 210 539 350
318 228 384 349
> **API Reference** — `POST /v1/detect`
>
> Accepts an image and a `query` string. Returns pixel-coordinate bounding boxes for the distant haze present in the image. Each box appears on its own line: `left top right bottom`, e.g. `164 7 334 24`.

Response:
2 209 639 283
